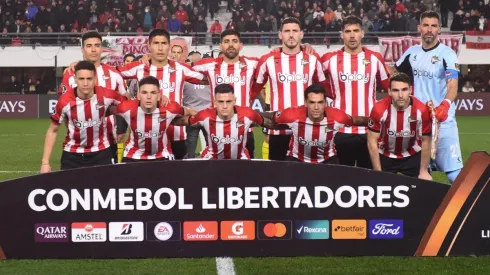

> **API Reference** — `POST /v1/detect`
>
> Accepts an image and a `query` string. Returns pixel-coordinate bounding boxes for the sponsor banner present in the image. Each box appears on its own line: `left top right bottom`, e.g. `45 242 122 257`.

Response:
34 223 69 242
0 95 38 118
378 35 463 64
101 36 193 67
38 94 58 118
0 155 489 258
466 31 490 49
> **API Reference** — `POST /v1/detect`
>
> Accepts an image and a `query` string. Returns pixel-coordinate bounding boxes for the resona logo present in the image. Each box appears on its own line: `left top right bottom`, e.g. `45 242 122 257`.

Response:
136 130 165 138
73 119 103 129
211 134 243 144
277 72 309 83
216 74 246 86
298 137 328 147
159 80 176 90
413 69 434 79
387 129 415 138
339 72 370 83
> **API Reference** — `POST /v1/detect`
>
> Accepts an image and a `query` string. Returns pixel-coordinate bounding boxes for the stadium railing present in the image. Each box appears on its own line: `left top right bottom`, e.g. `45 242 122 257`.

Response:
0 31 466 48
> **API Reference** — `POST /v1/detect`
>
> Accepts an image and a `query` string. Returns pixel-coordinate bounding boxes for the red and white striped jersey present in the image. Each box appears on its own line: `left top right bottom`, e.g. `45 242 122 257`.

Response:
368 96 432 159
254 50 326 135
193 56 259 107
117 60 204 141
51 86 125 153
274 106 353 163
189 106 263 160
116 100 184 160
321 47 390 134
59 63 127 145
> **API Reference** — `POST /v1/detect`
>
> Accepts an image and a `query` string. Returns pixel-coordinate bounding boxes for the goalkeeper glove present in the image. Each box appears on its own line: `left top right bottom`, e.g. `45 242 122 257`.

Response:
435 99 451 122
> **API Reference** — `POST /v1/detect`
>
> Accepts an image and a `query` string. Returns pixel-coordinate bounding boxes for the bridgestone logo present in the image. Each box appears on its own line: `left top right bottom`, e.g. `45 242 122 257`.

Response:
115 236 139 240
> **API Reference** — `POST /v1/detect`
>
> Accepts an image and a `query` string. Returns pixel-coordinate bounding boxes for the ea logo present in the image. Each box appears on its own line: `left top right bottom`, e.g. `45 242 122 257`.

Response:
154 222 173 241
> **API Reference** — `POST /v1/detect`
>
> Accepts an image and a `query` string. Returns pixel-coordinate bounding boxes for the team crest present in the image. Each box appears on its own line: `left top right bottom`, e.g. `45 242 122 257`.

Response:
236 120 244 128
239 62 247 70
362 58 371 66
169 67 176 74
95 102 105 110
61 84 67 94
325 126 334 133
431 56 440 64
368 118 375 128
301 59 309 65
158 115 166 123
275 111 281 117
408 116 417 122
455 63 460 70
103 75 111 81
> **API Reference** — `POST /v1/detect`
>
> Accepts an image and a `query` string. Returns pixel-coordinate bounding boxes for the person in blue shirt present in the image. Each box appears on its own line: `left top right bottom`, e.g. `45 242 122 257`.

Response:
393 11 462 183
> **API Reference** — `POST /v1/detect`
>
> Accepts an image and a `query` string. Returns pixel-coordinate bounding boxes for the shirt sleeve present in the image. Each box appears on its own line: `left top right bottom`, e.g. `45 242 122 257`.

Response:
442 48 459 81
113 71 128 96
273 107 296 124
188 109 208 126
117 61 141 80
368 104 383 133
50 98 66 125
166 101 185 116
328 107 353 127
182 63 205 84
254 55 270 85
312 54 326 83
58 73 73 94
246 108 264 126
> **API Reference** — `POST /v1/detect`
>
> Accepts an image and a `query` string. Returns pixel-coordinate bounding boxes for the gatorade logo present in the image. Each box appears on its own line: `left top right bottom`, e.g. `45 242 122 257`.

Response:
216 75 246 85
339 72 370 83
277 72 309 84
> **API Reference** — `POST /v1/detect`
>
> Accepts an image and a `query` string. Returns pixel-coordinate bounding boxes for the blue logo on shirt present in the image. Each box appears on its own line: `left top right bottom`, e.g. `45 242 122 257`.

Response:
368 220 403 239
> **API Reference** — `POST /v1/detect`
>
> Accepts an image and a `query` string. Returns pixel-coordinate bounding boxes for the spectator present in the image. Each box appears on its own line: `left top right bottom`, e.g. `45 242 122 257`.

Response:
7 76 21 93
157 5 171 21
406 14 418 31
367 5 377 19
462 80 475 92
313 6 324 18
210 19 222 44
477 14 488 31
451 9 465 31
208 0 219 19
312 13 326 32
26 1 38 21
181 0 193 15
25 78 37 94
35 5 49 27
143 6 156 31
270 14 278 32
324 7 337 25
245 15 258 32
372 14 383 31
394 0 407 13
155 16 168 29
60 5 74 30
335 5 344 20
362 15 373 32
176 5 189 24
394 12 407 31
194 15 207 44
259 14 273 32
225 20 234 30
168 14 181 32
195 1 207 19
189 7 200 25
232 0 245 14
181 19 193 34
235 17 246 32
122 13 139 32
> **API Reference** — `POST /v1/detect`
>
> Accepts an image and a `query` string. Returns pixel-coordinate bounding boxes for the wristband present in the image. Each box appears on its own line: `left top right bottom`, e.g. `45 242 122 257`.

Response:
443 99 451 105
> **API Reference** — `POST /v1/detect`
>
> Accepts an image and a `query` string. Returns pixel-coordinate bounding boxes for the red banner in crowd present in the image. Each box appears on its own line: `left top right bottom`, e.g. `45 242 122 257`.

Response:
466 31 490 49
378 35 464 64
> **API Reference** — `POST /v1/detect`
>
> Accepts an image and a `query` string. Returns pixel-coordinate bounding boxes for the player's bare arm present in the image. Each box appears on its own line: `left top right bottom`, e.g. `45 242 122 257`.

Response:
419 135 433 180
40 122 60 173
367 129 382 171
258 112 289 130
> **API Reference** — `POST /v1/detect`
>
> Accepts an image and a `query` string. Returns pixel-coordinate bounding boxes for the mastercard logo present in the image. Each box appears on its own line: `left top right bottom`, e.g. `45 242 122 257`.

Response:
263 223 287 238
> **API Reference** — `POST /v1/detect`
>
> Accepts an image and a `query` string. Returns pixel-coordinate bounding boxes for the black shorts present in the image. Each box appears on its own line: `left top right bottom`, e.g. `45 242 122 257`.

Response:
262 104 271 135
170 140 187 160
380 152 421 178
269 134 292 161
110 144 118 161
60 148 113 170
334 132 372 168
246 131 255 159
122 157 170 163
286 155 339 164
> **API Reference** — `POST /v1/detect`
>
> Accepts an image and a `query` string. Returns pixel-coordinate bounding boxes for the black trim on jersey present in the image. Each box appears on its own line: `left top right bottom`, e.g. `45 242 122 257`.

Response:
443 58 448 71
422 42 440 52
422 132 432 136
394 54 414 85
368 127 380 133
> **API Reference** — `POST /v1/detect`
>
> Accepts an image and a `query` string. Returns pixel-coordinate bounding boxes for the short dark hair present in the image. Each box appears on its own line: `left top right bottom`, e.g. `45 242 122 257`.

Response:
280 17 302 31
123 53 136 61
81 30 102 47
220 29 241 42
215 84 234 95
389 73 412 89
188 51 201 56
75 60 96 73
171 44 183 51
420 10 440 24
304 84 326 100
149 28 170 43
138 76 160 89
341 15 363 30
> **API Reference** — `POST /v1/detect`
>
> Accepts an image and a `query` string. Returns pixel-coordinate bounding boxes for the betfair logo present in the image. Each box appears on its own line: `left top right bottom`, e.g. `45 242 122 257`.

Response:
332 220 366 239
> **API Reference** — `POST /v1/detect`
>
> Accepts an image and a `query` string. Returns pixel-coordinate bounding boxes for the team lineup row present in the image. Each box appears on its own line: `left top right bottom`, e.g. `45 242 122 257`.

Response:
40 12 463 183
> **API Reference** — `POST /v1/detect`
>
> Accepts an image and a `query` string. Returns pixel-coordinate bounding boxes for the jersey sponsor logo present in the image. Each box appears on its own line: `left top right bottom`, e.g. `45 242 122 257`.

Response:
338 72 370 83
298 137 329 147
136 130 166 138
413 69 434 79
301 59 309 65
408 116 418 123
277 72 309 83
215 74 246 85
387 129 415 138
159 80 176 91
73 119 103 129
211 134 244 145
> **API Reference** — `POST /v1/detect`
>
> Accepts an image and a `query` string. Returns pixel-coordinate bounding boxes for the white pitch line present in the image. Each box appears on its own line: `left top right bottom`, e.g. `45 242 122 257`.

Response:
0 171 38 173
459 133 490 135
216 257 236 275
0 134 35 137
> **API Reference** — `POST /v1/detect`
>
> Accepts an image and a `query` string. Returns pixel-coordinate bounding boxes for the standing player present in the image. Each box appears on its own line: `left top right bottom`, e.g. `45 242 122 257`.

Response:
261 84 368 164
117 28 206 160
367 73 433 180
115 76 195 162
181 84 264 160
41 61 125 173
193 29 259 157
392 11 462 183
60 31 128 164
321 15 390 169
252 17 327 161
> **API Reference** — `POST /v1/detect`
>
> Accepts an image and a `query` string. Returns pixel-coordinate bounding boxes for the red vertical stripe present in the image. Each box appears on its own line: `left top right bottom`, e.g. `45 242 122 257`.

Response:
84 99 94 149
169 66 178 102
96 93 106 151
223 120 231 159
338 53 346 112
382 108 391 157
142 113 153 160
302 52 311 95
310 122 320 164
157 109 166 158
298 120 306 162
364 52 373 117
408 107 418 155
209 116 219 159
289 55 298 108
69 101 80 152
240 61 247 107
325 115 334 161
127 109 140 158
274 53 284 111
394 110 404 157
350 54 359 134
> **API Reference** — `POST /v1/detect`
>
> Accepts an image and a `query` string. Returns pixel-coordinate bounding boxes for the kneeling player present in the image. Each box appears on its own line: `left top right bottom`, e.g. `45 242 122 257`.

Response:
260 84 368 164
182 84 264 160
40 61 125 173
367 73 432 180
115 76 195 162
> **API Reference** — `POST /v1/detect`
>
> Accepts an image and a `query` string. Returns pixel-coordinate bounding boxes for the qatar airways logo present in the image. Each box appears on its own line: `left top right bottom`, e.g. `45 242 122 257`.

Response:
277 72 309 84
136 130 165 139
339 72 370 83
413 69 434 79
211 134 243 145
216 75 246 86
73 119 103 130
298 137 329 147
387 129 415 138
159 80 176 91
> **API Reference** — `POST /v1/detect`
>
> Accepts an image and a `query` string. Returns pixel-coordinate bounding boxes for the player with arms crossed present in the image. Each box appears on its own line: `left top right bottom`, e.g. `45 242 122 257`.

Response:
181 84 264 160
252 17 327 161
61 31 128 163
117 29 206 159
392 11 462 183
114 76 195 162
367 73 432 180
321 15 390 168
41 61 125 173
261 84 368 164
192 29 259 157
